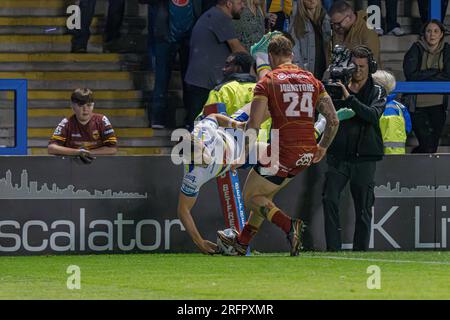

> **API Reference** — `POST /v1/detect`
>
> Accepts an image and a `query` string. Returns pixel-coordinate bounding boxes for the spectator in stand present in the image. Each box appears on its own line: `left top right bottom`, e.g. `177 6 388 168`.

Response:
233 0 277 51
289 0 331 80
266 0 293 31
48 88 118 159
419 0 449 24
329 1 381 65
403 20 450 154
367 1 405 36
71 0 132 53
184 0 247 128
144 0 203 129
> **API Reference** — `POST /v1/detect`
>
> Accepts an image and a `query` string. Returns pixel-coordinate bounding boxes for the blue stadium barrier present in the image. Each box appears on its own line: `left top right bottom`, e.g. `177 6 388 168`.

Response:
431 0 441 20
393 82 450 94
0 79 28 155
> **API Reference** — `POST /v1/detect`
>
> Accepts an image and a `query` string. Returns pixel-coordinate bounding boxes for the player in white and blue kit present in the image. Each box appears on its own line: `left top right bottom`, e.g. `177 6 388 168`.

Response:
177 103 356 254
177 113 246 254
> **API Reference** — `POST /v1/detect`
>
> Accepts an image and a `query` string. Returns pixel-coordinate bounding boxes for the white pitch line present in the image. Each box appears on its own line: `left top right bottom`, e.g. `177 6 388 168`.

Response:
303 255 450 266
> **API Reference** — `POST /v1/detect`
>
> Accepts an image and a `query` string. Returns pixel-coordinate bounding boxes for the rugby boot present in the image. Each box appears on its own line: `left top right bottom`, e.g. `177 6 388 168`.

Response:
217 229 248 256
287 219 306 256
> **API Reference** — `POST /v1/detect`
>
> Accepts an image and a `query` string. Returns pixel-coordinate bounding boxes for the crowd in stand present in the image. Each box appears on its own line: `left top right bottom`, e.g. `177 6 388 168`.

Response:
144 0 449 153
67 1 450 153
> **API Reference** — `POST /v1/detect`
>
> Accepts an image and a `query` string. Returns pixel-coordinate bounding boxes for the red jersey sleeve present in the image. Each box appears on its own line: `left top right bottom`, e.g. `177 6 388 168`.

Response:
253 77 269 100
100 115 118 147
49 118 69 146
316 78 327 98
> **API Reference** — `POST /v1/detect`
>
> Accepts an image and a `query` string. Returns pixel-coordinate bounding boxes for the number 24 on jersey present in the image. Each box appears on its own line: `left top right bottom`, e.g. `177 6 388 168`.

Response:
283 92 313 118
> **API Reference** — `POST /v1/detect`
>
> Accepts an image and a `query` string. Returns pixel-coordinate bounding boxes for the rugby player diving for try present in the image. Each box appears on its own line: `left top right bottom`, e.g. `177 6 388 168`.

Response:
177 32 350 255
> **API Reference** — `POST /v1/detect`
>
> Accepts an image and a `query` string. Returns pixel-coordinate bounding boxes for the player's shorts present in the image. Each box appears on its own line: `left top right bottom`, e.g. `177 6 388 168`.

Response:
254 145 317 185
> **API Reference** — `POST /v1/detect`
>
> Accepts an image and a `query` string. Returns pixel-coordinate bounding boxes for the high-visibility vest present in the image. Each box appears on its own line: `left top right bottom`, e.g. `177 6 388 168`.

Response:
379 103 407 154
267 0 293 16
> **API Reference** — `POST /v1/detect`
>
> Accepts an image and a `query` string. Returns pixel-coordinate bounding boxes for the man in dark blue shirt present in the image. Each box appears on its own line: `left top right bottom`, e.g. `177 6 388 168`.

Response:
184 0 247 128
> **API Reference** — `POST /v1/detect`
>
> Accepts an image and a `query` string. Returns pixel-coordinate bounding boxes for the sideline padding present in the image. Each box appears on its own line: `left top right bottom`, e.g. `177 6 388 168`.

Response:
0 155 447 255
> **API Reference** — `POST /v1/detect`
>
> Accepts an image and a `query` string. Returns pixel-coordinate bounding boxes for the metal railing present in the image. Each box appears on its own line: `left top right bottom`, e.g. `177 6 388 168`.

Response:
0 80 28 155
430 0 442 20
393 82 450 94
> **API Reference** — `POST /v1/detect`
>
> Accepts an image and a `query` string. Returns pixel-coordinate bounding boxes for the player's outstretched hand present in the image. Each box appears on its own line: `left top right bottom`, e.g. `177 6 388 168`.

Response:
313 145 327 163
197 239 219 255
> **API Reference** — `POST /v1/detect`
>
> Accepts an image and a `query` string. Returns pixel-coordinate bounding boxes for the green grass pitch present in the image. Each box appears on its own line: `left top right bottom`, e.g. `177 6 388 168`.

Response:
1 251 450 299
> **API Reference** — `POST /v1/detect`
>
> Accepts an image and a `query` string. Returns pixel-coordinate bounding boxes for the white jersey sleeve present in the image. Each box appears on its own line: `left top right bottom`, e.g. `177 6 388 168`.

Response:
179 116 241 197
180 164 218 197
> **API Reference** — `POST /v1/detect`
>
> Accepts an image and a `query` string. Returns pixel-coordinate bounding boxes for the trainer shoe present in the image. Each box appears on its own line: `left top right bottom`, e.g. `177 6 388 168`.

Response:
151 123 165 129
250 31 283 56
71 46 87 53
336 108 356 121
387 27 405 36
217 229 248 256
287 219 306 256
373 27 384 36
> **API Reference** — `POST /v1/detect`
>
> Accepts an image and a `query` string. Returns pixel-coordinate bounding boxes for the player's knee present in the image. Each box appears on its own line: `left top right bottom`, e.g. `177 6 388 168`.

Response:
250 195 272 206
250 197 274 218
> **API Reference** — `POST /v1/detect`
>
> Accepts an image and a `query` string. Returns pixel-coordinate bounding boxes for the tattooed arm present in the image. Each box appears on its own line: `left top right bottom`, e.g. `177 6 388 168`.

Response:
313 94 339 163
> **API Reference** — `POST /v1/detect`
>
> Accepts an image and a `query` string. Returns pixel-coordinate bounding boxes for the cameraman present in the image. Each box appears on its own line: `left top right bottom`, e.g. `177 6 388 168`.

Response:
322 46 386 252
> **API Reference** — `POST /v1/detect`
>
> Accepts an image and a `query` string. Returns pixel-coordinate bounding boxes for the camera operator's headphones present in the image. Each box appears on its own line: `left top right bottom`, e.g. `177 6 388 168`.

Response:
351 45 378 74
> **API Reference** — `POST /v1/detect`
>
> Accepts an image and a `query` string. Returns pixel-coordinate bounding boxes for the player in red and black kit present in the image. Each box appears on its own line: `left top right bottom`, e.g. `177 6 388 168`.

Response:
218 34 339 256
48 88 118 159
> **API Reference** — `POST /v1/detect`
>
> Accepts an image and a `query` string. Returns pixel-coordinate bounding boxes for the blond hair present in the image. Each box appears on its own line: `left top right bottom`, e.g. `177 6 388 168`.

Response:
291 0 325 38
268 35 293 57
372 70 396 94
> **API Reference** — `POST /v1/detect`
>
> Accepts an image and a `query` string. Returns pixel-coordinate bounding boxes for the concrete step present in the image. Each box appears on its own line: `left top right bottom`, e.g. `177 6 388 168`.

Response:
26 99 146 108
0 89 183 110
0 34 147 53
0 0 70 16
28 127 171 138
28 136 174 148
27 116 148 128
380 34 450 53
0 0 143 17
0 71 158 90
0 139 14 147
0 52 146 71
0 61 127 71
0 34 102 52
0 89 144 100
0 16 146 35
0 89 149 108
0 89 145 105
0 53 142 63
380 52 405 61
0 116 149 128
28 147 172 156
0 107 149 127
